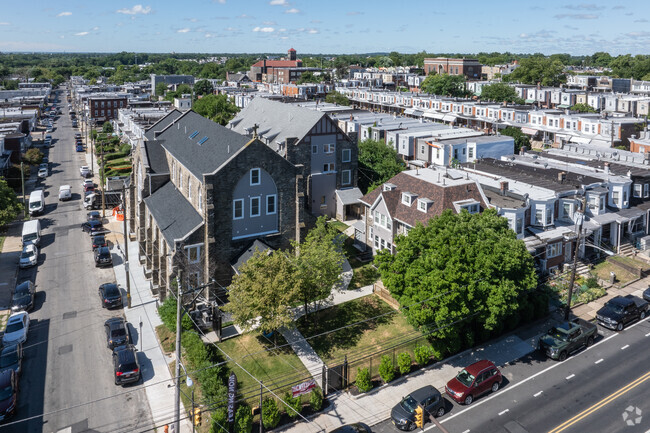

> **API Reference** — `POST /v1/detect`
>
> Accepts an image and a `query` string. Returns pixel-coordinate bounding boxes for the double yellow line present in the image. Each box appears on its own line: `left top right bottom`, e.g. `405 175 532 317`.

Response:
548 370 650 433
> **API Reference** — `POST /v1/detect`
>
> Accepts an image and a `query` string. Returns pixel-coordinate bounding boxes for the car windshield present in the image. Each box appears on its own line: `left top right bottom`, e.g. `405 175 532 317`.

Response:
5 322 24 333
29 201 42 209
23 234 37 242
20 251 33 259
400 395 418 413
11 293 28 302
0 351 18 368
456 369 475 387
606 303 625 315
112 328 126 337
0 384 13 400
548 328 568 341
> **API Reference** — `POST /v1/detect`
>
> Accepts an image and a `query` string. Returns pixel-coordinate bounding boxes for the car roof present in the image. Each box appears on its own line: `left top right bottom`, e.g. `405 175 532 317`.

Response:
97 246 110 254
106 317 125 326
101 283 118 290
114 345 136 361
609 296 632 306
463 360 495 375
15 281 33 291
0 369 13 386
8 312 27 322
0 344 20 356
409 385 439 400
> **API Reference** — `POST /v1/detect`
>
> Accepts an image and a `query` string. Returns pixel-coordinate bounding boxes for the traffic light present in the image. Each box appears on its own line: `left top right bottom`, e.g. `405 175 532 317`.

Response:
193 408 202 426
414 405 424 428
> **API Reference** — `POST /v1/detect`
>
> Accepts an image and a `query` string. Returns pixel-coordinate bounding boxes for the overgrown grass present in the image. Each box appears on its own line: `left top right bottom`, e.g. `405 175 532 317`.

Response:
592 261 636 285
155 324 175 353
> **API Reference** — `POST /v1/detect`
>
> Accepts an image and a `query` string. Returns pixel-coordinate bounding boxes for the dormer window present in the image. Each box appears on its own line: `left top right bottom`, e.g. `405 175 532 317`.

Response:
401 192 417 206
417 198 433 213
383 183 397 191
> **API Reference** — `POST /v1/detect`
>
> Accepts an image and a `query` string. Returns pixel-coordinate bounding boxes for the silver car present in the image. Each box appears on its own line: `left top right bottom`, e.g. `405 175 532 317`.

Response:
19 244 38 268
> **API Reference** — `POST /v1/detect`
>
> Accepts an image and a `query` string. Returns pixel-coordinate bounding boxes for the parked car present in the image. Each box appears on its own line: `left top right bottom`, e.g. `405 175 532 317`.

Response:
37 167 48 179
10 281 35 313
0 369 18 421
87 211 101 222
80 166 91 177
445 360 502 405
58 185 72 201
92 235 107 250
329 424 372 433
18 244 38 268
74 133 82 140
39 162 48 171
643 286 650 303
538 318 597 361
2 312 30 346
76 144 84 152
81 220 104 235
99 283 123 309
390 385 445 430
84 184 95 193
596 295 649 331
0 344 23 377
94 246 113 267
82 180 94 189
105 317 130 350
112 344 140 386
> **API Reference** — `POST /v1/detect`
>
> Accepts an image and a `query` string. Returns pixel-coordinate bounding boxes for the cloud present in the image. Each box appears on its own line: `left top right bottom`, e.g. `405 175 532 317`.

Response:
213 0 226 3
285 8 300 13
612 5 625 9
116 5 152 15
75 31 89 36
92 26 100 31
346 11 363 16
278 28 287 32
177 28 190 33
564 3 604 10
554 13 598 19
57 11 72 17
269 0 287 4
634 18 649 23
253 26 274 32
0 22 10 25
308 28 318 34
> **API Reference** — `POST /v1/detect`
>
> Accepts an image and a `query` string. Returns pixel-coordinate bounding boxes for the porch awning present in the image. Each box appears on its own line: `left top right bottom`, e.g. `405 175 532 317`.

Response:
404 108 423 116
557 104 570 109
336 187 363 206
423 110 445 120
525 99 536 103
520 127 539 135
442 114 458 122
569 136 591 145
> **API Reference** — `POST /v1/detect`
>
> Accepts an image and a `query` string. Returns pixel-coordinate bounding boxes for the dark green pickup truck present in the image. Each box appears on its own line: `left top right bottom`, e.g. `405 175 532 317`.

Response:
538 318 598 361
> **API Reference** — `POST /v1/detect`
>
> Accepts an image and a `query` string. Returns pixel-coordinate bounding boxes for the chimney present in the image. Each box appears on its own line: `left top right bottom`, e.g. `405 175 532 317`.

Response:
558 171 566 183
604 162 610 174
500 181 508 195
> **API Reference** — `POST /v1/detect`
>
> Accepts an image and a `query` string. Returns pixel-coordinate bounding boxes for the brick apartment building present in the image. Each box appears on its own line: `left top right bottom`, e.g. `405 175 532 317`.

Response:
423 57 482 80
88 95 128 123
248 48 307 83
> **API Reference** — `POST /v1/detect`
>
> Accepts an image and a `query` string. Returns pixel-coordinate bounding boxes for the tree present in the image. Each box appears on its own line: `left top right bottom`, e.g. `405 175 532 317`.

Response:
224 249 297 336
261 397 281 429
194 79 214 96
480 82 522 103
23 148 43 165
375 56 394 68
155 82 167 97
0 179 22 227
570 103 596 113
293 217 345 323
296 71 321 84
375 209 538 358
419 74 468 97
192 94 240 125
102 121 114 133
325 91 350 106
504 57 566 86
358 138 406 193
500 127 530 153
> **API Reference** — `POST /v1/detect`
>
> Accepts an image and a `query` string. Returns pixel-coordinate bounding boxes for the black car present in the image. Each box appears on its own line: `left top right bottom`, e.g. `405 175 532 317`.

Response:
112 345 140 386
330 424 372 433
92 235 107 250
94 246 113 267
87 211 101 222
0 344 22 377
105 317 130 350
390 385 445 431
82 220 104 235
99 283 123 309
11 281 35 313
0 369 17 421
643 287 650 303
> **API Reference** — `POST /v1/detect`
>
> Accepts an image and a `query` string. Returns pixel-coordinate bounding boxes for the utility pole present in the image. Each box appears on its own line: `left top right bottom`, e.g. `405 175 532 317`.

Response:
174 269 183 433
565 196 587 321
101 143 106 218
122 183 131 308
20 162 26 219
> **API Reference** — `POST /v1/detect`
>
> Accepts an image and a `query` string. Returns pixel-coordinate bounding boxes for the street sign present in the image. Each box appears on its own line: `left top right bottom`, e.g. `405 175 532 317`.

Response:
292 380 316 398
227 372 237 429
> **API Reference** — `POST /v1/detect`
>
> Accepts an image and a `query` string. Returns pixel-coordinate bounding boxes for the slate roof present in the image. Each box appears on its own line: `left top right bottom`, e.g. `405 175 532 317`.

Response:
336 187 363 205
144 182 203 245
231 239 274 274
144 140 169 174
359 171 488 227
144 109 183 142
156 110 251 178
229 98 326 152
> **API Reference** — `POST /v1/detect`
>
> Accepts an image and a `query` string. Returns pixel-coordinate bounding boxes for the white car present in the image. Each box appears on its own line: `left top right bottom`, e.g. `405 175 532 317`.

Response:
3 312 30 346
19 244 38 268
38 168 48 179
58 185 72 201
82 180 94 189
80 166 91 177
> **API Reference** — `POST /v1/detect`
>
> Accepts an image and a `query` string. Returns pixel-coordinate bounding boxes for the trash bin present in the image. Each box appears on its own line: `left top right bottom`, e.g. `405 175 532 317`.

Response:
610 271 616 284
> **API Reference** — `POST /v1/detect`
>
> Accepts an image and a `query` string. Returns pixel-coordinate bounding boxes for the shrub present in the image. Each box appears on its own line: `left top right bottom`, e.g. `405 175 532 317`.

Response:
210 408 228 433
586 276 600 288
181 331 208 368
397 352 412 375
23 148 43 165
378 355 395 383
310 387 323 411
414 345 433 366
235 404 253 433
283 392 302 418
355 367 372 393
261 397 281 429
157 297 193 332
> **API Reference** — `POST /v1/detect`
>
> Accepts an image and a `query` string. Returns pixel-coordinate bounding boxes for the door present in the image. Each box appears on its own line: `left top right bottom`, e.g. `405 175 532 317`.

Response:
474 371 491 397
425 394 440 416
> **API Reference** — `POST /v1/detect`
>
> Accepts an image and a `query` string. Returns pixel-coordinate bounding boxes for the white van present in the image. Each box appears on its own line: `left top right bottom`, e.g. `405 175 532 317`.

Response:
22 219 41 247
29 189 45 216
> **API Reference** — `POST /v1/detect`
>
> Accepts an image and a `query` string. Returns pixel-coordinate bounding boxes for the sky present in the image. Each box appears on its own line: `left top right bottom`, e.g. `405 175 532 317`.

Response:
1 0 649 56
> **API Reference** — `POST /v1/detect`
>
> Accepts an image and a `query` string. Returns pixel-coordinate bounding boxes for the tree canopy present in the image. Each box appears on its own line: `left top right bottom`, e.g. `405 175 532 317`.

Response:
194 79 214 96
324 91 350 106
570 103 596 113
504 56 566 86
480 82 523 103
0 178 22 227
500 127 530 153
192 94 240 125
375 209 540 357
419 74 468 97
358 138 406 193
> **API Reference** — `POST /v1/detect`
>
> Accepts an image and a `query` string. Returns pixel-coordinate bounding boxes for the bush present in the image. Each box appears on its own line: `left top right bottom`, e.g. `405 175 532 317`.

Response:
397 352 412 375
414 345 434 366
102 121 114 133
262 397 281 429
355 367 372 393
158 297 193 332
23 148 43 165
378 355 395 383
181 331 208 368
310 387 323 411
210 408 228 433
586 276 600 288
235 404 253 433
283 392 302 418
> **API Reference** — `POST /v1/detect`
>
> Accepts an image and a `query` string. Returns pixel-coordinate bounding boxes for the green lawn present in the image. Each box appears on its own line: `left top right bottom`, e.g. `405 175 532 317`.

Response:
218 332 311 401
593 261 636 285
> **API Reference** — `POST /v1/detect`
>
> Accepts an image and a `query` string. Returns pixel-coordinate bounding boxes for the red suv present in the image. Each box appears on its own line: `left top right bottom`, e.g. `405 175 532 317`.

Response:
445 359 502 405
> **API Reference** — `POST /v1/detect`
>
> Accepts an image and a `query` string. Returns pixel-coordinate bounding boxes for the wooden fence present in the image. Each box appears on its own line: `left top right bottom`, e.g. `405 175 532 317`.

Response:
373 281 400 310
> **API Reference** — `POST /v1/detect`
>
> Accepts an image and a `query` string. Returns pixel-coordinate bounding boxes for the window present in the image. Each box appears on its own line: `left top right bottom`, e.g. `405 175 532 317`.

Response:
374 235 380 249
250 197 260 217
185 244 201 264
323 163 335 173
468 147 474 158
421 145 425 154
546 209 552 225
101 110 104 116
546 243 562 258
418 200 427 212
634 184 642 198
113 101 117 107
380 238 386 250
562 202 571 218
342 170 351 185
320 196 327 208
101 101 105 108
324 143 335 154
373 210 380 224
516 217 523 234
198 188 202 212
612 190 620 204
535 209 543 225
233 199 244 220
312 145 318 154
342 149 351 162
94 110 98 117
402 193 412 206
188 178 192 199
250 168 260 186
179 170 183 189
266 194 276 215
644 183 649 198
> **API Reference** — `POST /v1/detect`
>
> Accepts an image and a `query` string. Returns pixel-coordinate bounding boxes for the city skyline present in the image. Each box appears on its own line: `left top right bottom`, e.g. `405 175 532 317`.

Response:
1 0 650 56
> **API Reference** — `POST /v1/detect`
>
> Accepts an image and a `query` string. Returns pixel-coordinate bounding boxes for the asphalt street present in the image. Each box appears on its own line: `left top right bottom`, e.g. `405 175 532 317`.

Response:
3 89 152 433
370 317 650 433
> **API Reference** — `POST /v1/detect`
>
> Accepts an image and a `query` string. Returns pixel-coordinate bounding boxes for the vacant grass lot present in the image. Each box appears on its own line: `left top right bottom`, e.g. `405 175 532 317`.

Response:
593 260 636 285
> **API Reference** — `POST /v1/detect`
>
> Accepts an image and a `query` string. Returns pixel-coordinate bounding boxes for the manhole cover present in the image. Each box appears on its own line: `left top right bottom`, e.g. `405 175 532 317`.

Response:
58 345 73 355
62 311 77 320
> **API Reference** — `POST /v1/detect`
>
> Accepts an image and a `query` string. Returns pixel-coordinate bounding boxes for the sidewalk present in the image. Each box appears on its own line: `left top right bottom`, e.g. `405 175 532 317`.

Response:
0 222 24 311
105 217 193 433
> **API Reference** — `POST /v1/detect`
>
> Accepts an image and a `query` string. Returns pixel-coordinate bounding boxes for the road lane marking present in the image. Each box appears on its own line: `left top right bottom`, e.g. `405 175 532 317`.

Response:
595 358 604 364
547 370 650 433
462 430 470 433
621 344 629 350
534 391 543 397
645 332 650 337
566 374 575 380
499 409 509 416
